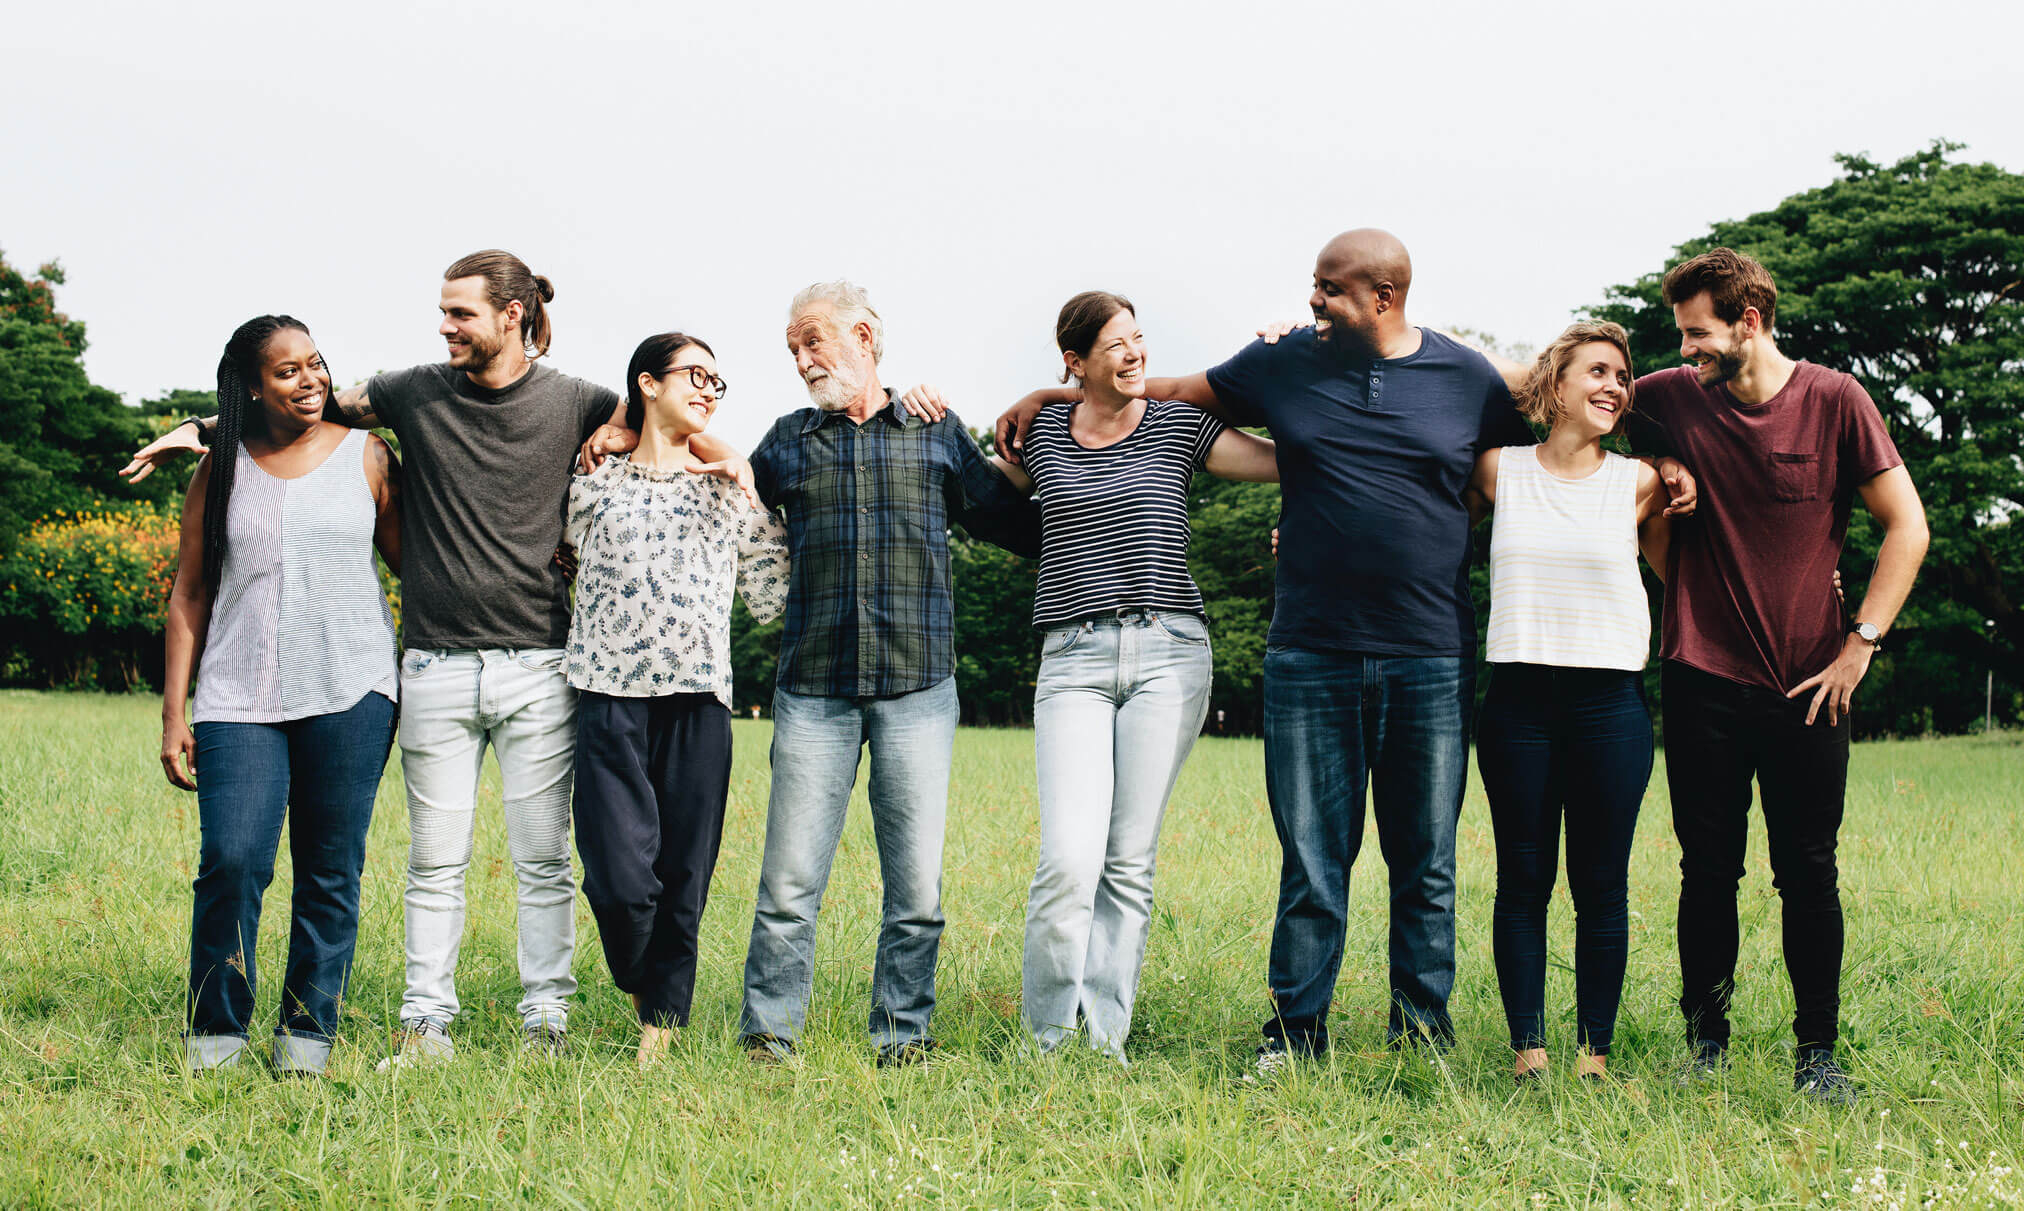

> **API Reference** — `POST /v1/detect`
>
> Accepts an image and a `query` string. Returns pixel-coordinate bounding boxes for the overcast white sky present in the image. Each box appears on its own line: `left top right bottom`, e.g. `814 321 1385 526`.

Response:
6 0 2021 452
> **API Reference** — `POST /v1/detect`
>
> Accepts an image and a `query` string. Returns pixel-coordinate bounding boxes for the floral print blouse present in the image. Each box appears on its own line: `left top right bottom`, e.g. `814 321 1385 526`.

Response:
564 455 789 706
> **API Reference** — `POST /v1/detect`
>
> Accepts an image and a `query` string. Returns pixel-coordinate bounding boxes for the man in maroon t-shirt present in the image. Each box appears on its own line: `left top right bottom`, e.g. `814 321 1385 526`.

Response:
1636 248 1928 1106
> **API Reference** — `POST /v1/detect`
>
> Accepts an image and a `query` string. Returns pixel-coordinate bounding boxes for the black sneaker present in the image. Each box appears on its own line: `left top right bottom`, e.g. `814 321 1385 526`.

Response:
1794 1053 1859 1107
1679 1039 1728 1084
875 1039 939 1068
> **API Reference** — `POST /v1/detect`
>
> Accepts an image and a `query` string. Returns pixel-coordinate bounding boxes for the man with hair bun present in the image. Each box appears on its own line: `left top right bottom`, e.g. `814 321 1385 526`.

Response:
122 249 751 1069
1632 247 1928 1105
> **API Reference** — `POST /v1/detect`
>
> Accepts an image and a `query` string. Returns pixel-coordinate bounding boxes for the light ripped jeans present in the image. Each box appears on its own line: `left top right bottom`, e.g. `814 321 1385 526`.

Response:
397 648 578 1029
1023 609 1213 1058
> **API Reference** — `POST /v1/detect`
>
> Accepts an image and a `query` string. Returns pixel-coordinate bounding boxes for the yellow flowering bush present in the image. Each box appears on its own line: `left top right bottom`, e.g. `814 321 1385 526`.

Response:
0 504 177 688
0 503 404 690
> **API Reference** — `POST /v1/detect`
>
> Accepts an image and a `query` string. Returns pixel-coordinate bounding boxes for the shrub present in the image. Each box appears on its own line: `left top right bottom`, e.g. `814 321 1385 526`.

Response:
0 503 177 689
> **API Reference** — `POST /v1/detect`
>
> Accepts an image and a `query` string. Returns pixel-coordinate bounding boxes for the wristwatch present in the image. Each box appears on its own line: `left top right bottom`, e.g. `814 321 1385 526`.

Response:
1850 620 1882 649
177 416 212 447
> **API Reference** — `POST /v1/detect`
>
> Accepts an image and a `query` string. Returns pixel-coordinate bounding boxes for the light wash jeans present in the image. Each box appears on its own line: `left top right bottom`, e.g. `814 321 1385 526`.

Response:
739 677 958 1048
1023 610 1213 1058
397 648 578 1029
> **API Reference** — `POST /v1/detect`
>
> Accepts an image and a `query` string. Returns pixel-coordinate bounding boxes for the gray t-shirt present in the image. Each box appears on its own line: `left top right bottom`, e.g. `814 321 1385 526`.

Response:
366 361 618 650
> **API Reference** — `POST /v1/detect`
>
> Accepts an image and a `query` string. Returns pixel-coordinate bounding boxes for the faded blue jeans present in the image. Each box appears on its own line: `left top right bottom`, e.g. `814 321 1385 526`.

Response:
739 677 958 1048
1023 610 1213 1059
1262 647 1473 1052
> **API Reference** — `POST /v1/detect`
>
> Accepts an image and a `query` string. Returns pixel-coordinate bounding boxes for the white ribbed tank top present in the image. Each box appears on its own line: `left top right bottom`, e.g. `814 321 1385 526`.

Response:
192 428 399 723
1485 445 1650 671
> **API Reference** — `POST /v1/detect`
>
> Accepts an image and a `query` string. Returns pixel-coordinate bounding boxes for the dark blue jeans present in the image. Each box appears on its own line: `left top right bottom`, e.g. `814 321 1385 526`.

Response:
1476 664 1653 1055
1262 647 1473 1052
188 692 395 1042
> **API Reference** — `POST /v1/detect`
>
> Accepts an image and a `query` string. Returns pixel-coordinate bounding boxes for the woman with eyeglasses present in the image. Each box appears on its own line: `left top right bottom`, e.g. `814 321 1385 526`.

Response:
562 332 788 1067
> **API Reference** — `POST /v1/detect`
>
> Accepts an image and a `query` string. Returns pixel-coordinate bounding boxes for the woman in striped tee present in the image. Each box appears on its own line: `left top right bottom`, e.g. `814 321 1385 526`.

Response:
988 291 1278 1061
1463 320 1672 1085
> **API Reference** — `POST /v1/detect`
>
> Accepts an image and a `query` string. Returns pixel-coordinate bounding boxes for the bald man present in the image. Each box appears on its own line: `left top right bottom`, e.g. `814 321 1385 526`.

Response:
985 230 1530 1068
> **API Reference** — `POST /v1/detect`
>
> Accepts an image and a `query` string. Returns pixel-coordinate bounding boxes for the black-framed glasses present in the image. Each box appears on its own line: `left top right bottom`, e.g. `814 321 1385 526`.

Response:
662 364 728 397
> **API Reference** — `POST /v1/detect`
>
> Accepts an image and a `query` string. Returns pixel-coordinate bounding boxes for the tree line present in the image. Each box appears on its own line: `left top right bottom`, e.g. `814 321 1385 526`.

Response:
4 143 2018 737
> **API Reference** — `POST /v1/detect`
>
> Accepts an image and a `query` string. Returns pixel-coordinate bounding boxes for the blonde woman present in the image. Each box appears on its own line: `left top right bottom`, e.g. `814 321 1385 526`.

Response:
1465 321 1670 1084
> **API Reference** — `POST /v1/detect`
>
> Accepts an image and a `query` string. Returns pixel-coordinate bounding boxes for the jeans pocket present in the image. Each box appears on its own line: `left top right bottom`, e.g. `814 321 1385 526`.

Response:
1152 612 1210 647
512 649 567 673
1042 625 1086 657
401 649 436 677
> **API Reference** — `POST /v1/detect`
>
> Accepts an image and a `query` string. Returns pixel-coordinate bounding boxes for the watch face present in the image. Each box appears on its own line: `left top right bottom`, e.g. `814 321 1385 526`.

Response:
1855 623 1881 642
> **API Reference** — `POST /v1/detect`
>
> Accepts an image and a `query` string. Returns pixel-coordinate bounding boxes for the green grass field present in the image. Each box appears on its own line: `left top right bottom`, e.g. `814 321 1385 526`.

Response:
0 691 2019 1207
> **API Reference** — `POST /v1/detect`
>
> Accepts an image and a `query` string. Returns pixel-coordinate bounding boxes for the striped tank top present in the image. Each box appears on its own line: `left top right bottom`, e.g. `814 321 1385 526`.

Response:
192 428 399 723
1485 445 1649 671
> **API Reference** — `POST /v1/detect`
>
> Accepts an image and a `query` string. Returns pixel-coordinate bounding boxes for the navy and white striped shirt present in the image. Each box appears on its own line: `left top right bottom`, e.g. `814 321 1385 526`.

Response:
1023 399 1225 630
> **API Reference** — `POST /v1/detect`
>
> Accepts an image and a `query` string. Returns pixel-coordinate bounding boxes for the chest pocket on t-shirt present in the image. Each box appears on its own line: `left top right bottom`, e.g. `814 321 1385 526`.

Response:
1770 451 1824 503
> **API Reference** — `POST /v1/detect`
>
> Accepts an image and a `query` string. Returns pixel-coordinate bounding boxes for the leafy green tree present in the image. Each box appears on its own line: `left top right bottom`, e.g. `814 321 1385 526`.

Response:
1591 141 2024 732
0 251 175 554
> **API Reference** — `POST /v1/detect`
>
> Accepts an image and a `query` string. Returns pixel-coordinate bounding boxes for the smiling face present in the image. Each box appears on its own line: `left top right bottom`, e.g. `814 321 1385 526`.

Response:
639 344 720 437
1549 340 1632 439
250 327 331 433
1672 291 1753 387
786 303 872 410
1308 250 1386 353
439 275 516 371
1064 308 1147 401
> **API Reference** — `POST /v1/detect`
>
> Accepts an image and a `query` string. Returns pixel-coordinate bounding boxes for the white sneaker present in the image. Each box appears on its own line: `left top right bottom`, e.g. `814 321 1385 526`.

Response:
1244 1041 1295 1083
375 1018 454 1072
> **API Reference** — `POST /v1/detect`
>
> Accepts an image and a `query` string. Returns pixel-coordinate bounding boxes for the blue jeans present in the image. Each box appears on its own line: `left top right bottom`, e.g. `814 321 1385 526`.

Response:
1024 611 1213 1058
1262 647 1472 1051
739 677 958 1048
1476 664 1653 1055
188 691 396 1043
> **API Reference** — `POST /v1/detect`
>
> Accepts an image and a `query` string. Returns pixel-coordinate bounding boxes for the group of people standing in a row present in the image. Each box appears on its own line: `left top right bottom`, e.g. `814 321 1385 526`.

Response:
132 232 1926 1107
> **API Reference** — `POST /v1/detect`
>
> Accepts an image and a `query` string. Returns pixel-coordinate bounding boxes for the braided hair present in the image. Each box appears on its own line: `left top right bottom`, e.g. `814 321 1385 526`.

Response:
203 315 313 588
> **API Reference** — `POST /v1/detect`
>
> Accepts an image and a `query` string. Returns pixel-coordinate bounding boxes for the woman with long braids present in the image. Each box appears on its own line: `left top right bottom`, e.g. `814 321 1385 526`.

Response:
160 316 402 1076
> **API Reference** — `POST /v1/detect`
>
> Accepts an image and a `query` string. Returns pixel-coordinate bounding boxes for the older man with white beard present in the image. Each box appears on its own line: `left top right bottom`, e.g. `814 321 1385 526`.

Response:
736 281 1038 1066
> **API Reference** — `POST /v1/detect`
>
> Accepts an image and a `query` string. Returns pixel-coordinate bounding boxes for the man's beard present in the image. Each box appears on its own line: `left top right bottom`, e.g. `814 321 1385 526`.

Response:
451 323 507 371
1697 343 1748 386
804 359 865 411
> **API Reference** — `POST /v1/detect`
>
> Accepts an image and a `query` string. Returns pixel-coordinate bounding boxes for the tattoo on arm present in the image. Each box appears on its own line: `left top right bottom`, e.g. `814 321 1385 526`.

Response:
328 385 379 429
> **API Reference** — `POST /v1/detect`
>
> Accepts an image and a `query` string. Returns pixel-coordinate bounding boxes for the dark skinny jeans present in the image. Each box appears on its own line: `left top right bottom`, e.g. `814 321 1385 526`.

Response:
1476 663 1653 1056
1662 661 1849 1054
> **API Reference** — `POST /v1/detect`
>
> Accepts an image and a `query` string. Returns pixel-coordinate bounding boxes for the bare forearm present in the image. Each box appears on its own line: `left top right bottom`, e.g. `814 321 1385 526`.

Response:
1638 518 1671 583
1853 524 1929 633
161 595 209 720
690 431 738 463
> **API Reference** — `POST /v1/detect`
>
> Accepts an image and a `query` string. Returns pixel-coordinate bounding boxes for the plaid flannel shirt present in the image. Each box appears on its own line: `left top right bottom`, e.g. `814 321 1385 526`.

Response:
750 391 1040 699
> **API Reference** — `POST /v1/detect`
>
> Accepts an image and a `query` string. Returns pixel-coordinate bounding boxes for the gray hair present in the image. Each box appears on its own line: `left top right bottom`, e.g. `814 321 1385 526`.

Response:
788 280 884 364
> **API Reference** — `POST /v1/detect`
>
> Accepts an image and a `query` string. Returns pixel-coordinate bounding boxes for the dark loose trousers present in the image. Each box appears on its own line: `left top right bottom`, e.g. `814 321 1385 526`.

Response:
1662 660 1849 1052
188 691 396 1042
1476 664 1653 1056
573 691 733 1027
